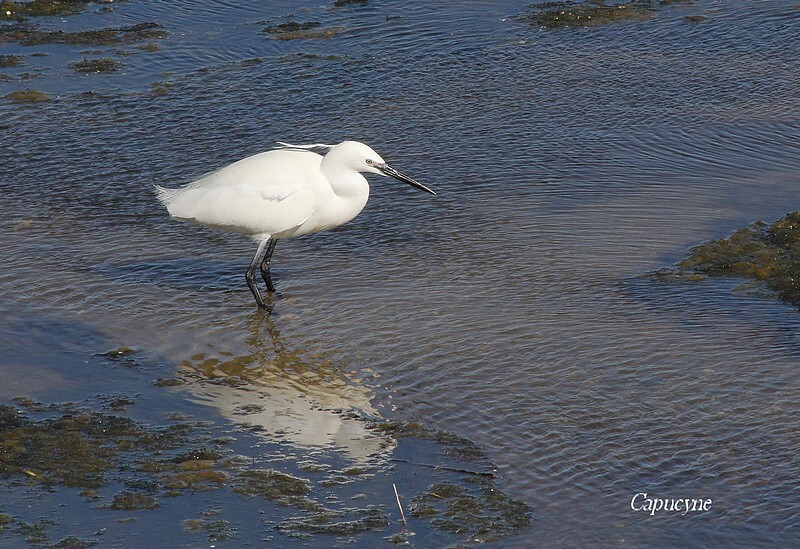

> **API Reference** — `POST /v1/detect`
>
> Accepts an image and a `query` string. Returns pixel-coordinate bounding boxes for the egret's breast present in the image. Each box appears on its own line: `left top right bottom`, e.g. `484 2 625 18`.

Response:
277 187 370 239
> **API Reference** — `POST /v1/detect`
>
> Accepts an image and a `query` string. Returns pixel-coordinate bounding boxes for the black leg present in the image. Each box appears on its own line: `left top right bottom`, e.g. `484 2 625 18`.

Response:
260 239 278 293
246 239 271 308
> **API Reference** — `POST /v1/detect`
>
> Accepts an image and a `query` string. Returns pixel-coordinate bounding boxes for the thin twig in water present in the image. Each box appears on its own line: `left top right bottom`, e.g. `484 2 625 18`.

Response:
393 483 407 524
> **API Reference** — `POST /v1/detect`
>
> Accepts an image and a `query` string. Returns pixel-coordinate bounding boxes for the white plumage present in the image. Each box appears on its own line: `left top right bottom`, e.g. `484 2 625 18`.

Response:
155 140 435 307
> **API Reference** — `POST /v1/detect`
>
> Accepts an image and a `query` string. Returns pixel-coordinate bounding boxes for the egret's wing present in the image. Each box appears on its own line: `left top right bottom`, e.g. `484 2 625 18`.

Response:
157 148 326 236
155 181 302 213
166 180 314 234
254 183 303 202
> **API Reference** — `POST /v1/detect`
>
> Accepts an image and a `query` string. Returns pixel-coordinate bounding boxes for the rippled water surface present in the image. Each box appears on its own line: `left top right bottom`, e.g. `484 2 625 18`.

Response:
2 0 800 546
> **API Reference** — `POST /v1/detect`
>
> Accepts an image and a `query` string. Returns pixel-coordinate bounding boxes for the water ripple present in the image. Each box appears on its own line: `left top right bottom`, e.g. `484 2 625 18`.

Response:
2 0 800 544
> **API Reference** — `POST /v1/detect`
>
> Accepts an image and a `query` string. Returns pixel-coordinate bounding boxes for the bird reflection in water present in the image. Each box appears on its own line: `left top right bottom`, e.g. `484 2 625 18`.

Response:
178 308 393 463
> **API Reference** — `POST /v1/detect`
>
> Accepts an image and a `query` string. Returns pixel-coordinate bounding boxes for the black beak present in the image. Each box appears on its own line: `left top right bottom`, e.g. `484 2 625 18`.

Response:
379 164 436 195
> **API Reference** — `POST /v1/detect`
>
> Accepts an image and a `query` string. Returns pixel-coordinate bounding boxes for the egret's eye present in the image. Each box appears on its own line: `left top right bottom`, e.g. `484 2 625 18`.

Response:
366 159 373 165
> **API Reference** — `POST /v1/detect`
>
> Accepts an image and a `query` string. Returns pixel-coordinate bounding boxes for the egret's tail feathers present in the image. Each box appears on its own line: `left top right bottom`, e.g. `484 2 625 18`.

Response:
153 184 179 207
276 141 335 151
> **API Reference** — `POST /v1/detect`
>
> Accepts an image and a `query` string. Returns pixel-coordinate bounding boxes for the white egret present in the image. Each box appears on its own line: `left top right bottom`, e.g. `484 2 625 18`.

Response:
155 141 435 307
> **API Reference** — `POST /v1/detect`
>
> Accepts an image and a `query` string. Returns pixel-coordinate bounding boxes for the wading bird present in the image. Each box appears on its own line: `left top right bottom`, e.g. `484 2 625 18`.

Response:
155 141 435 307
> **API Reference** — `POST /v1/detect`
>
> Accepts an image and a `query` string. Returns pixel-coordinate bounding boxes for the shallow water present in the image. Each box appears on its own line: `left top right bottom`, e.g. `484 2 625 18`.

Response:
2 0 800 546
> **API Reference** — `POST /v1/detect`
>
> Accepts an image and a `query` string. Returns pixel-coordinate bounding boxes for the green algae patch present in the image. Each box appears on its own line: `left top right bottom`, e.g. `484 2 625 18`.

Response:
0 406 138 488
164 469 228 490
409 479 532 543
151 448 230 490
367 420 487 466
0 397 532 545
232 403 265 415
234 469 316 507
11 396 45 411
261 21 343 40
3 88 49 101
297 460 326 473
109 491 159 510
152 376 184 386
100 346 137 360
182 518 233 542
171 447 225 463
519 1 689 28
364 419 532 542
679 225 781 279
0 54 23 67
683 14 706 22
276 506 388 536
49 536 97 548
1 0 90 19
137 42 160 52
3 22 167 46
14 517 56 544
652 212 800 307
0 402 221 492
342 465 375 476
101 396 135 411
263 21 321 34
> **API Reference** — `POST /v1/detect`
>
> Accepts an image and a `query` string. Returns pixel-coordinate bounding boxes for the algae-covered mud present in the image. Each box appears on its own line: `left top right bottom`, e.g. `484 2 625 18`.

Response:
69 57 121 74
2 0 800 546
261 21 344 41
0 400 529 545
0 331 529 546
519 0 691 29
0 1 165 96
1 0 95 19
649 212 800 307
3 87 47 100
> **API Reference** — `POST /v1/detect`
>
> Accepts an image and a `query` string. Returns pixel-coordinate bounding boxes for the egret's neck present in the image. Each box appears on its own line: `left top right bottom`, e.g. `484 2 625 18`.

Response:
321 157 369 200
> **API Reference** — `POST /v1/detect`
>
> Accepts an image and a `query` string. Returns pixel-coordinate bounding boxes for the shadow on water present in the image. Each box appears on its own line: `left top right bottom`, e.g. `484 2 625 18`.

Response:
0 306 531 546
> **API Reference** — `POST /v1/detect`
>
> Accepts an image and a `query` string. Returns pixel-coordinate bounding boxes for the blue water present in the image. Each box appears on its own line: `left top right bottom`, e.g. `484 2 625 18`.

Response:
2 0 800 545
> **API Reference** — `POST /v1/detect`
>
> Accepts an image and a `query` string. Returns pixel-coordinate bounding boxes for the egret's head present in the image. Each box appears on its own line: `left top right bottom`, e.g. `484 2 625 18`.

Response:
332 141 436 195
334 141 386 175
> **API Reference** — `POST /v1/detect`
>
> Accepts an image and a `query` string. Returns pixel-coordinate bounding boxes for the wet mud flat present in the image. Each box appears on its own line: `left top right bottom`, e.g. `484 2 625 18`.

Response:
0 314 531 546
